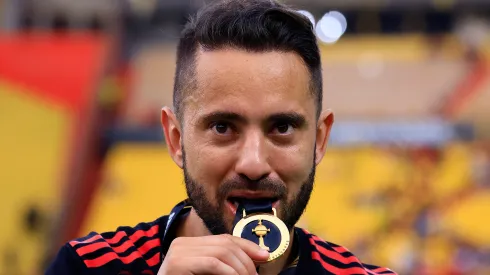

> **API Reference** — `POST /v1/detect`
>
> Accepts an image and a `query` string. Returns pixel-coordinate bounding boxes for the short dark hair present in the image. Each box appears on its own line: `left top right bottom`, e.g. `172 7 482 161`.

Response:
173 0 322 120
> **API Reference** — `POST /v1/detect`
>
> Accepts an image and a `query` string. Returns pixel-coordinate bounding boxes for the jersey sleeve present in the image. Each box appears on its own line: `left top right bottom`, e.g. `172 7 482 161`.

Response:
45 243 86 275
299 228 398 275
44 217 167 275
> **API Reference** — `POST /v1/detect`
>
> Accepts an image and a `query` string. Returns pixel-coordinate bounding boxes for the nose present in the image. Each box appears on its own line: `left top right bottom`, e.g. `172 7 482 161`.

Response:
234 130 271 181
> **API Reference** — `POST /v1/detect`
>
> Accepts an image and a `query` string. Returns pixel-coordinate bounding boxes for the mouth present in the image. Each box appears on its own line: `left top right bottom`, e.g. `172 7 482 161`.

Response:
225 193 280 215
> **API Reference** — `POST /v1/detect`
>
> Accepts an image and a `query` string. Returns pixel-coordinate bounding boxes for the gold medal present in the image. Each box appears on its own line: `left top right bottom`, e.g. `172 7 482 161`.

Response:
232 208 290 262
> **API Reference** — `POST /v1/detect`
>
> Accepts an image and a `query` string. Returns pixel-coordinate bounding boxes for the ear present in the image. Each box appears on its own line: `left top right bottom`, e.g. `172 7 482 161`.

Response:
315 110 334 166
161 107 183 168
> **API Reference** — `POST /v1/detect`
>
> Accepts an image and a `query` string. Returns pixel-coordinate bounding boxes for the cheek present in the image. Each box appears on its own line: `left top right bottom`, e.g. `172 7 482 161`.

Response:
184 136 235 197
271 143 314 195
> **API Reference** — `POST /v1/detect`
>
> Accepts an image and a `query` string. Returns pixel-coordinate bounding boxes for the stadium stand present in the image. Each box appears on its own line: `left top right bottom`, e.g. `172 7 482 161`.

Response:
77 142 490 273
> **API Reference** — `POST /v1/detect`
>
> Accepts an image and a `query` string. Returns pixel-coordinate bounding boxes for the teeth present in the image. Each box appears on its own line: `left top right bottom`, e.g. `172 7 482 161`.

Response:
227 198 239 208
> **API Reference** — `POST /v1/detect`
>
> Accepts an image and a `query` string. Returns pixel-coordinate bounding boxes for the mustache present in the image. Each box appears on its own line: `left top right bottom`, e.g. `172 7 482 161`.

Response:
217 176 287 200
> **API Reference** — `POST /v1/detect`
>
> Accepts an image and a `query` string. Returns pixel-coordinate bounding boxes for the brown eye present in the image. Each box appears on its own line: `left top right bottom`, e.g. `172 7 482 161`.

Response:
215 123 228 134
211 122 232 135
277 124 290 134
272 123 294 135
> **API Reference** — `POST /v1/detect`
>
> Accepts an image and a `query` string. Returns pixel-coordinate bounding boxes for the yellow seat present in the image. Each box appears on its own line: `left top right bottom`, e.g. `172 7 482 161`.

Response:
80 144 186 235
0 84 70 275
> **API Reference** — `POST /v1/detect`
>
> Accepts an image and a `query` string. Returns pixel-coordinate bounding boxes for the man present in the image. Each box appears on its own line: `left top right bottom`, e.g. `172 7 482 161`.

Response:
46 0 397 274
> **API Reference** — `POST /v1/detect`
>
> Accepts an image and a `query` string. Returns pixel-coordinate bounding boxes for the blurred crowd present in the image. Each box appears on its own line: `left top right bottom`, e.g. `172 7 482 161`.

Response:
347 144 490 274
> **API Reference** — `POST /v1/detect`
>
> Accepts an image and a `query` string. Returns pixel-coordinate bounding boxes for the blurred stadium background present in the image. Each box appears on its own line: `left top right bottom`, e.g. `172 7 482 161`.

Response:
1 0 490 274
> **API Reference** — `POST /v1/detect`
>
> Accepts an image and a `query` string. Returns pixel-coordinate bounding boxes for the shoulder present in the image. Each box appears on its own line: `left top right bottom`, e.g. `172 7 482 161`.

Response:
46 216 169 275
298 228 397 275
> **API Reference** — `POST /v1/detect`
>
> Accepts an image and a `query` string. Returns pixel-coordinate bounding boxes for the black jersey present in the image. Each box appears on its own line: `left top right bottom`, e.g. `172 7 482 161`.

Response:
46 200 396 275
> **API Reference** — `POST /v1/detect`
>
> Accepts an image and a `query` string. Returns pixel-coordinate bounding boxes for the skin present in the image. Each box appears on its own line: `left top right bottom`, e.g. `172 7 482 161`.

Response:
160 48 334 275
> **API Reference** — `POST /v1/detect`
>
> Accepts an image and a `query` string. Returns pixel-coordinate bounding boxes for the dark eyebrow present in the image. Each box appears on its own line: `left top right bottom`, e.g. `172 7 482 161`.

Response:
268 112 307 128
198 111 247 126
197 111 307 128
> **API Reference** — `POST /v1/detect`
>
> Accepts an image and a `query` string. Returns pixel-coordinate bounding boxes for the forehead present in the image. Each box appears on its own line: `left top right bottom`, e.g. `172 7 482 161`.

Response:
183 48 315 121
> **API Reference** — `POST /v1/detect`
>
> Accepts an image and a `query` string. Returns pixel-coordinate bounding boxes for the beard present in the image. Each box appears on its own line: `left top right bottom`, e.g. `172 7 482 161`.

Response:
183 150 316 235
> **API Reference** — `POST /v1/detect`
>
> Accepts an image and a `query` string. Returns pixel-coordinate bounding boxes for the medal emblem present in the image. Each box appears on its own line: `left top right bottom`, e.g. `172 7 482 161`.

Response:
232 208 290 262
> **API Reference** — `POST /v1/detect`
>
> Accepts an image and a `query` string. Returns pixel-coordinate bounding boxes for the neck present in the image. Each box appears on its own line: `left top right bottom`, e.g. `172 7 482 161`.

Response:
176 208 296 275
176 208 210 237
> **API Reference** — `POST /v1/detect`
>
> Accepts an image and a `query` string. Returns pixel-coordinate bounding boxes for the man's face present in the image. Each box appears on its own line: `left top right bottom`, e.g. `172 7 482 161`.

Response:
165 48 332 234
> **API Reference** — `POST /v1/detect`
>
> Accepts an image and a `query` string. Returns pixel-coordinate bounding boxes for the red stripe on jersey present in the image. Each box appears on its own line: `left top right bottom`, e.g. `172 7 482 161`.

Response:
146 251 161 267
331 245 349 254
136 238 160 255
76 235 160 260
127 225 159 244
84 250 161 268
308 237 361 265
372 267 393 273
104 225 159 244
84 251 142 267
69 234 102 246
310 234 323 242
72 226 161 267
310 235 349 253
76 241 111 256
75 237 136 257
112 239 134 253
105 231 126 244
68 224 158 248
311 252 378 275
